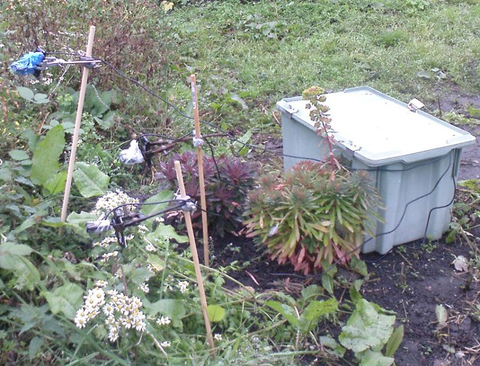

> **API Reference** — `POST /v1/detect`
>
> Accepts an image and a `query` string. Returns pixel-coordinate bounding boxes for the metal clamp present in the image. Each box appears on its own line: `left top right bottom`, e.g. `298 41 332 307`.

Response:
42 56 103 69
174 193 197 212
193 130 204 148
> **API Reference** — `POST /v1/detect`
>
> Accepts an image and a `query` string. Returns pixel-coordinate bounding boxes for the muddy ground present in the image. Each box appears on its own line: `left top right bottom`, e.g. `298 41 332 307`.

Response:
212 115 479 364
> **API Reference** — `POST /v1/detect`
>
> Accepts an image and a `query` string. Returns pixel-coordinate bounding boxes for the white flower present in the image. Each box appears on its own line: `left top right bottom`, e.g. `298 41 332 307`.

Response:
160 341 171 348
145 242 157 252
140 282 150 293
121 316 133 329
214 333 222 341
147 264 156 273
133 313 146 332
105 316 116 326
178 281 189 293
156 316 171 326
94 280 108 288
103 303 115 317
92 190 139 216
93 236 117 248
138 225 149 233
108 326 119 342
100 251 119 263
74 309 88 329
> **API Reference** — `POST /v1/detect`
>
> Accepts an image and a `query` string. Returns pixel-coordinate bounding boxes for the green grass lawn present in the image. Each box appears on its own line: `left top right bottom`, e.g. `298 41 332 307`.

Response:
161 0 480 118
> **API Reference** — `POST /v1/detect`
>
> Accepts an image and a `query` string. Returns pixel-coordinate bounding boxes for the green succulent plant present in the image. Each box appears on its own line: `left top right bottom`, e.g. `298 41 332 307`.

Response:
244 161 381 275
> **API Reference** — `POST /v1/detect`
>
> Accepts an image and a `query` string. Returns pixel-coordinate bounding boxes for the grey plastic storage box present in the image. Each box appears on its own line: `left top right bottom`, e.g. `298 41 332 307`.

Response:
277 86 476 254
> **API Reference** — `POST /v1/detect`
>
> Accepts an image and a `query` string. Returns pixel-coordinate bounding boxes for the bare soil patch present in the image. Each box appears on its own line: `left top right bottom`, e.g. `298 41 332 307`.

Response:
210 117 479 364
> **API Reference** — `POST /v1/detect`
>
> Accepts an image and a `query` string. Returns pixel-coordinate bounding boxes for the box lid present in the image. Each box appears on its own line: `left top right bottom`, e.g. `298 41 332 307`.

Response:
277 86 476 166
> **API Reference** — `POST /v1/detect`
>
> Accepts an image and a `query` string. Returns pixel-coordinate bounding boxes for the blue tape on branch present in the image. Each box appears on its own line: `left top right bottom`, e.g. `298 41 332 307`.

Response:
10 51 45 76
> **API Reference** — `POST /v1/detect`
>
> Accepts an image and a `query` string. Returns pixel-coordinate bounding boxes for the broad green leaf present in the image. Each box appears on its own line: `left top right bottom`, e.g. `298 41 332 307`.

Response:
131 268 153 285
349 285 363 304
16 86 34 101
339 299 395 353
321 274 334 295
67 211 99 225
33 93 49 104
0 166 12 181
43 283 84 319
300 298 338 332
301 284 324 301
47 211 100 238
9 149 29 161
265 300 299 326
385 325 404 357
147 255 164 272
207 304 226 322
141 190 174 215
233 129 252 156
359 350 394 366
73 162 109 198
13 217 37 234
20 128 39 152
30 125 65 186
94 111 115 129
0 242 34 256
0 254 40 290
15 176 35 187
144 299 186 327
29 336 44 360
320 335 346 357
151 223 188 243
350 257 369 277
43 171 67 195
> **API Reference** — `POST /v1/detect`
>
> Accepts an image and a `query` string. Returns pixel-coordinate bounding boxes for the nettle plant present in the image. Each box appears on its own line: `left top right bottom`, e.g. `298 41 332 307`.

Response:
158 151 257 236
244 87 381 275
68 190 303 364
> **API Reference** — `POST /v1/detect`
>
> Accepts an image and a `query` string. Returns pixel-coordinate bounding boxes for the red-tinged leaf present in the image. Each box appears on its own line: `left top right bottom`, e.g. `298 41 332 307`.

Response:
298 246 306 264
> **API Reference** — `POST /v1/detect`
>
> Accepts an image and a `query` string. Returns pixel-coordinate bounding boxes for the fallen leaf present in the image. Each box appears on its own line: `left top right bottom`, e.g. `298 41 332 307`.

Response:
452 255 468 272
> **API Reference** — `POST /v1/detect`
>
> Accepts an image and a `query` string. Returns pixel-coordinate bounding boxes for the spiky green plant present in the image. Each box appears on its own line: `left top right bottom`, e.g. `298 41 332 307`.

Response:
244 161 381 275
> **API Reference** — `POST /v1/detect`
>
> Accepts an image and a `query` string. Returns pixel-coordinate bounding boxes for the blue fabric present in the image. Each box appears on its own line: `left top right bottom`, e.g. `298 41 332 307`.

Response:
10 51 45 75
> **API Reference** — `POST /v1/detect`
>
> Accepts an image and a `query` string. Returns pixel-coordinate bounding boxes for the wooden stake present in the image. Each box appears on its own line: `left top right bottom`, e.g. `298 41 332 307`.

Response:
174 161 215 354
61 25 96 222
190 74 210 267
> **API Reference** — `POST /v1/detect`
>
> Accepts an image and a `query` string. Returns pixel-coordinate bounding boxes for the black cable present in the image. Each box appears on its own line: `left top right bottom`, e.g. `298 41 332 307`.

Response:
41 51 462 268
321 152 454 275
42 51 459 175
100 58 194 121
100 199 183 220
203 136 249 194
141 132 192 142
423 174 457 240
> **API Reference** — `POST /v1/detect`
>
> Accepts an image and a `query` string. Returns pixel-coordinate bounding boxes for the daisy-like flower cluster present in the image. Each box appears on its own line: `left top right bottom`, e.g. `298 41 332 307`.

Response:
74 287 106 329
93 236 117 248
92 190 139 216
145 242 157 253
177 281 189 294
100 251 119 263
156 316 171 326
74 288 147 343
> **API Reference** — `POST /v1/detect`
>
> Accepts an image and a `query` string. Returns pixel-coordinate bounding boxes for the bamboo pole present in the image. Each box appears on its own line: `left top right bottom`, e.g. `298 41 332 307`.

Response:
174 161 215 354
190 74 210 267
61 25 96 222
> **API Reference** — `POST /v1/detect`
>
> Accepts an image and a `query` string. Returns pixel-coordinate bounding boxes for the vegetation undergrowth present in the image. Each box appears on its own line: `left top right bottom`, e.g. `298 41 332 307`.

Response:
1 0 479 364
